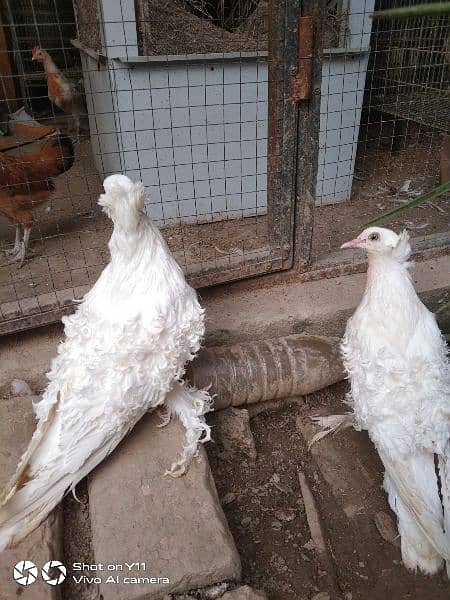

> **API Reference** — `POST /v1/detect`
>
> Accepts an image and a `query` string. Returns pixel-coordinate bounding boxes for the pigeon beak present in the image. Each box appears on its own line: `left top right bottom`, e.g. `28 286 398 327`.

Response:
340 238 364 249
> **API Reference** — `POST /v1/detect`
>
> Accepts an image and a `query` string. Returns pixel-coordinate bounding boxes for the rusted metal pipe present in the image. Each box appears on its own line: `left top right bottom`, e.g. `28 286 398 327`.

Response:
187 335 344 410
292 15 314 102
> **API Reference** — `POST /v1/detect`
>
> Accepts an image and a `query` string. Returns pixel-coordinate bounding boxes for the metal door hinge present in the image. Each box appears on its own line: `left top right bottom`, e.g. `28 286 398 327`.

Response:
292 15 313 102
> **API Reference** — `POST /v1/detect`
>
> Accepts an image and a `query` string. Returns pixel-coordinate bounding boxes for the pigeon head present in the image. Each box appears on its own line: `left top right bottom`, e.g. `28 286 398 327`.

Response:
341 227 411 261
98 175 145 226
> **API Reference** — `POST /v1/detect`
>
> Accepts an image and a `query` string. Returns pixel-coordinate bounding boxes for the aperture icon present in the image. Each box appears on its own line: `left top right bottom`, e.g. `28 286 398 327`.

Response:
13 561 38 586
41 560 67 585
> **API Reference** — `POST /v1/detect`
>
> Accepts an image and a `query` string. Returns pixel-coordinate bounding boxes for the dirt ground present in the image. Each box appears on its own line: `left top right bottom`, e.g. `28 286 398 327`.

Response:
206 382 450 600
312 124 449 262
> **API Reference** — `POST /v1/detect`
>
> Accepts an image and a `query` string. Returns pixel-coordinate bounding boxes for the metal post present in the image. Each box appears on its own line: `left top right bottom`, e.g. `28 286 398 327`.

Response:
293 0 325 271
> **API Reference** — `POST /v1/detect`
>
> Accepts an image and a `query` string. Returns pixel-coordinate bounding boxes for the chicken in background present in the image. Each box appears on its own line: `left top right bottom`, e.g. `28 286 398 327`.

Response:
31 46 86 139
0 134 74 265
0 174 212 550
312 227 450 577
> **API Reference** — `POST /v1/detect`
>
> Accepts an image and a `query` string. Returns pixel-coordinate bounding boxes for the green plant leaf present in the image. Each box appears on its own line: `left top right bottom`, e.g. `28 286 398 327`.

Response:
300 552 310 562
372 2 450 19
366 181 450 226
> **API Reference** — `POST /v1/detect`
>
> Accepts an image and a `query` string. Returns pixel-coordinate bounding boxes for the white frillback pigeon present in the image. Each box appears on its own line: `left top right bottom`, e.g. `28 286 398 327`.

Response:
315 227 450 576
0 174 212 551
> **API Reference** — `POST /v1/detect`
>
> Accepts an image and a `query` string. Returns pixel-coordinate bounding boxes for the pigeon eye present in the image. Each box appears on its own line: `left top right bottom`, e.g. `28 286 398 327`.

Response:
369 232 379 241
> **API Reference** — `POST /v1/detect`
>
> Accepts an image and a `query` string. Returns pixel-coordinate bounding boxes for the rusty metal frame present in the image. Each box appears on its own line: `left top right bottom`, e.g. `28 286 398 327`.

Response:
266 0 328 273
292 15 313 102
178 0 298 288
267 0 302 272
293 0 326 271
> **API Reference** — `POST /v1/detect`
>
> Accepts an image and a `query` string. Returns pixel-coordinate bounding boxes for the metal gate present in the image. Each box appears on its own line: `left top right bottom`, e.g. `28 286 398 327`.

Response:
0 0 304 334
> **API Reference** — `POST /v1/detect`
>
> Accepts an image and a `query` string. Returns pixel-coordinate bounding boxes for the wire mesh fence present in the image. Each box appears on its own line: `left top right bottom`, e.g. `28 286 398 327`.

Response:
311 0 450 264
0 0 296 332
0 0 448 333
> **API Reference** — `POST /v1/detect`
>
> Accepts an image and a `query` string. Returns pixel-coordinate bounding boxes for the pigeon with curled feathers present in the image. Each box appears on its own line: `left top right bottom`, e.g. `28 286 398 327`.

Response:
0 174 212 551
313 227 450 576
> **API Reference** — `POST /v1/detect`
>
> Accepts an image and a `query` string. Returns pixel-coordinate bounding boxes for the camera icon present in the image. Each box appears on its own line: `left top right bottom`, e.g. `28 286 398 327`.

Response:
41 560 67 585
13 561 38 586
13 560 67 586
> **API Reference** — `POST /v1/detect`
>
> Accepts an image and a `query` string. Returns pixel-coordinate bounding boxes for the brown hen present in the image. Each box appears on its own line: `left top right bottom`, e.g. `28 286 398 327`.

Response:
0 135 74 265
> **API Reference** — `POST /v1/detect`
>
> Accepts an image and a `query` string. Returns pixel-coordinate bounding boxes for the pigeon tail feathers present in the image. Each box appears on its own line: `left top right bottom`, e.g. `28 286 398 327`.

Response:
379 446 450 573
437 443 450 577
0 421 122 551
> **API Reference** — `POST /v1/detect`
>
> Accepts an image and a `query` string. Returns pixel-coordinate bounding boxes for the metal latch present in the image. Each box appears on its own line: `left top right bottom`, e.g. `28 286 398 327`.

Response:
292 15 313 102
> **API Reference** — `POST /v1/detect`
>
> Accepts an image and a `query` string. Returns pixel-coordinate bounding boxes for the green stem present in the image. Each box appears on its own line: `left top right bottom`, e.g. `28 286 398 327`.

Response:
372 2 450 19
366 180 450 226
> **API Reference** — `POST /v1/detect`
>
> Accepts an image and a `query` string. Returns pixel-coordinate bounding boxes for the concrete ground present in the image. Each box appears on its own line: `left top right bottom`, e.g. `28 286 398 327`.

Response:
201 254 449 345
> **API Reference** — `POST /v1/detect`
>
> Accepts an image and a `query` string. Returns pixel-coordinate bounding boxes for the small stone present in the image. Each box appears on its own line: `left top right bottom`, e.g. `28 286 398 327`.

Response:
203 582 229 598
10 378 34 396
269 552 287 571
374 511 401 548
311 594 330 600
221 492 239 506
241 517 252 527
271 520 282 530
210 407 257 462
275 508 296 522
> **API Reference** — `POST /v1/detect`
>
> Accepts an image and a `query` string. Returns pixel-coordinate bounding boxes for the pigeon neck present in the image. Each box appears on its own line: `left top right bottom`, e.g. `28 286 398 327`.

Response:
108 215 159 264
365 253 412 293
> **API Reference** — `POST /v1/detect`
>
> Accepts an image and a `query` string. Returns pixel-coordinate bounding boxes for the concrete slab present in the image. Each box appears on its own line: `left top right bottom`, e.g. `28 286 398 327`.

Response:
296 413 383 520
221 586 267 600
88 411 241 600
202 255 450 345
0 396 63 600
0 324 62 394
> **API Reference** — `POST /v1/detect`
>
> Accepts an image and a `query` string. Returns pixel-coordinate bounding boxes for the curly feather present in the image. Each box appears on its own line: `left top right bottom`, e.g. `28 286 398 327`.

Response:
0 175 212 550
317 227 450 577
